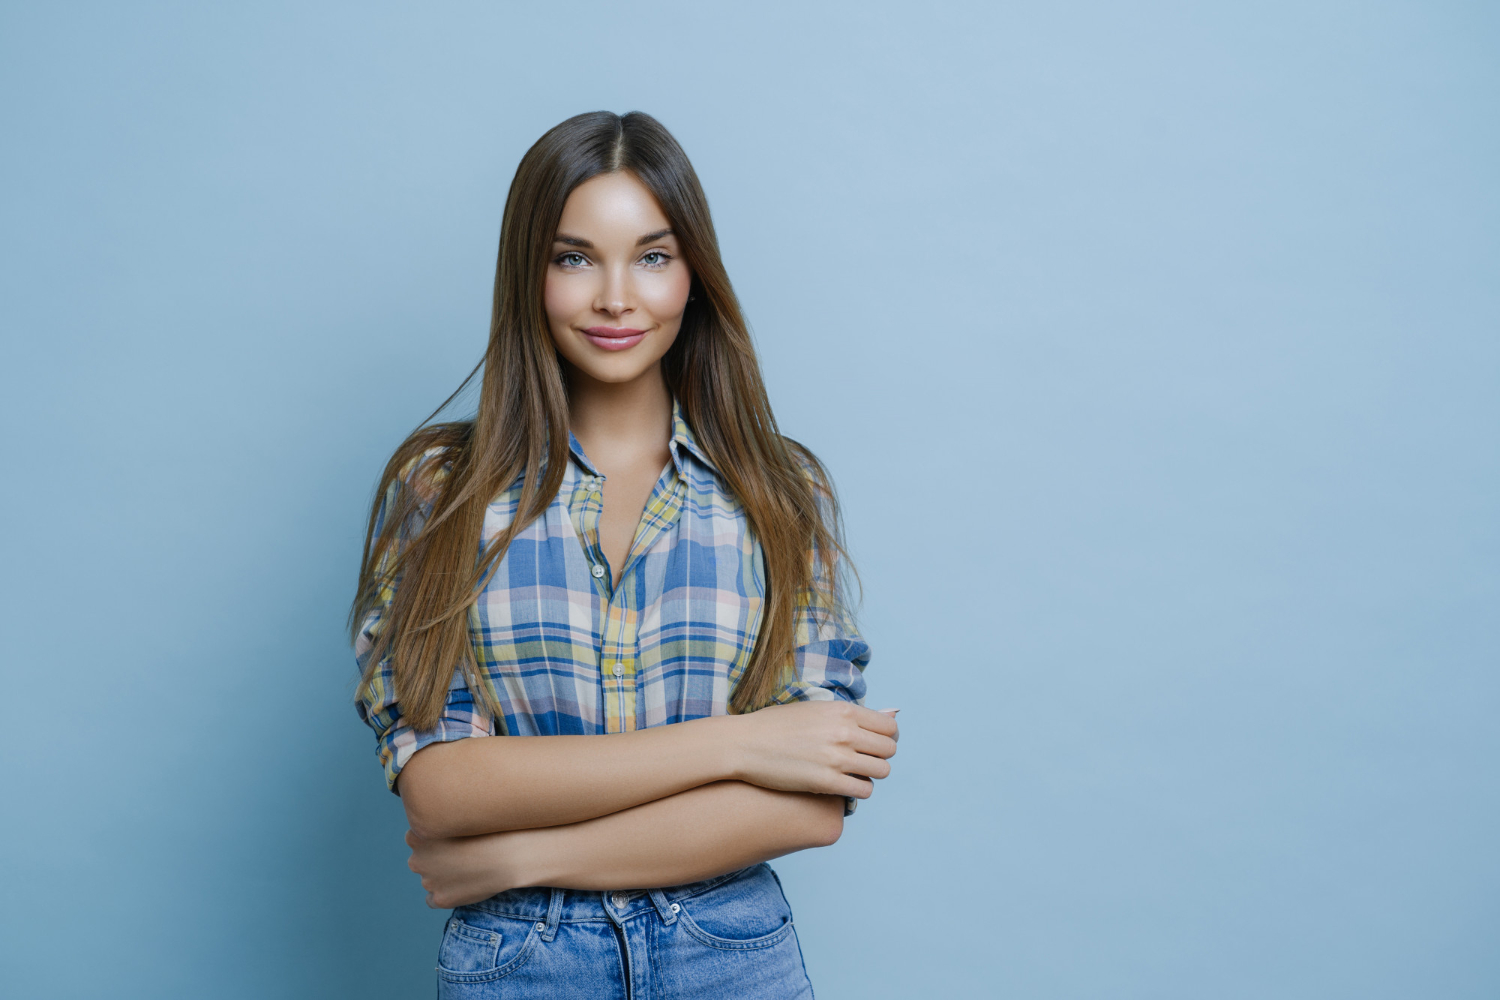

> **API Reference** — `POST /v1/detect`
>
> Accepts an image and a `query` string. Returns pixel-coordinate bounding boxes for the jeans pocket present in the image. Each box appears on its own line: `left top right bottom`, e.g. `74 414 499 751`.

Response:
438 918 502 974
437 911 540 983
675 865 797 951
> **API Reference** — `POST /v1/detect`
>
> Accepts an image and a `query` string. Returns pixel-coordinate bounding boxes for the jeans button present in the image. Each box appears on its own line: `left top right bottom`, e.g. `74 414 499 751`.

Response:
611 892 630 910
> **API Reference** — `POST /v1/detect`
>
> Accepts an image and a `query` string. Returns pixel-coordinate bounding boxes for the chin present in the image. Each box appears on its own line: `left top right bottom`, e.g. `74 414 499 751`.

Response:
557 332 679 386
579 361 656 384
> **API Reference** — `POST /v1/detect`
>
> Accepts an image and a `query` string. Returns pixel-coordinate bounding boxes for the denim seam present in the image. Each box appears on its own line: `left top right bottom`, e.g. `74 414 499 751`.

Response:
674 910 796 952
445 919 500 948
436 923 541 983
462 864 761 920
464 907 623 924
540 888 564 942
662 863 761 904
647 888 678 925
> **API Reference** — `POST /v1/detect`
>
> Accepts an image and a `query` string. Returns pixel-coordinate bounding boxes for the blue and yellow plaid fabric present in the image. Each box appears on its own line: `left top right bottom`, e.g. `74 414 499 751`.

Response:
355 402 869 791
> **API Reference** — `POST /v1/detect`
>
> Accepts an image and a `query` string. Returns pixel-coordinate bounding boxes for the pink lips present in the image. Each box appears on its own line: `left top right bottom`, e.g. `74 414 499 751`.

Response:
582 326 647 351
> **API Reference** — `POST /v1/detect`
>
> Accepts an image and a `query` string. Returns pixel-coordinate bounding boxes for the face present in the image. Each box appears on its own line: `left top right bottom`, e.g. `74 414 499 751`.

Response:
544 171 693 386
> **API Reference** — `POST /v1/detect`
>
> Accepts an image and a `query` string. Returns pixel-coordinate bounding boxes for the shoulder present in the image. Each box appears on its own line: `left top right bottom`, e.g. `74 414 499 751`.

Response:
393 446 453 505
381 423 470 510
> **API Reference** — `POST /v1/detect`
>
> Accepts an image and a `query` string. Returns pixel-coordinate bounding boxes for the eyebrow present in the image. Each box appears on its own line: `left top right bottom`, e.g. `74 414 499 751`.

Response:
552 228 675 250
635 228 674 246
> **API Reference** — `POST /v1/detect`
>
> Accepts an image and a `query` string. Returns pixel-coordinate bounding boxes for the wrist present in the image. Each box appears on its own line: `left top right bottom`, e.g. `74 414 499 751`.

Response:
674 713 749 784
711 713 751 783
507 825 567 890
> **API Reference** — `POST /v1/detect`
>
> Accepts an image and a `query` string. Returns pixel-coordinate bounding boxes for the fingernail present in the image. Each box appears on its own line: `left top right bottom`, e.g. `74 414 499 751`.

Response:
877 708 900 714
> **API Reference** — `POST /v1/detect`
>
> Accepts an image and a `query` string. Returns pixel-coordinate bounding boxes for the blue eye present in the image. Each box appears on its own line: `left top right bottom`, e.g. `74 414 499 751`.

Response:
556 252 588 267
641 251 671 267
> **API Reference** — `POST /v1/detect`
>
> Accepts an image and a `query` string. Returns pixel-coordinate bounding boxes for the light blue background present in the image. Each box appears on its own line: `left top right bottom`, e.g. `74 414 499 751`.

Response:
2 2 1497 997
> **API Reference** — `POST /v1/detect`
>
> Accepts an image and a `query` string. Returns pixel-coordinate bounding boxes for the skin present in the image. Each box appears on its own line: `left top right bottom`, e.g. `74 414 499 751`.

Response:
401 171 899 908
543 170 689 588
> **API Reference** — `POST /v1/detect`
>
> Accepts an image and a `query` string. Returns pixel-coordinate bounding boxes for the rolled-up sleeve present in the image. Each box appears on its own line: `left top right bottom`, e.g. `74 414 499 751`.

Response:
771 462 871 707
353 469 494 793
775 595 870 817
356 626 493 792
769 467 873 814
774 612 870 706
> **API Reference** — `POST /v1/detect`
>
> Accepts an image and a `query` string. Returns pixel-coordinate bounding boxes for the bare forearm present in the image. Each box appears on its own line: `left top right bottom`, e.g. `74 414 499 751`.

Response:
409 782 846 907
523 782 845 890
400 702 897 840
398 717 741 838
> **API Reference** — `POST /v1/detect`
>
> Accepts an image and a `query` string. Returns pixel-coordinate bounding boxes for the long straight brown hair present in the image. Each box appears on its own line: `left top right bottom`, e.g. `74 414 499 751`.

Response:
352 111 852 730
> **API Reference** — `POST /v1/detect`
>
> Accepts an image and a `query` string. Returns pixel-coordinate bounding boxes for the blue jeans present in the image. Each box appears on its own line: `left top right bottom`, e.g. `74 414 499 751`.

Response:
435 863 815 999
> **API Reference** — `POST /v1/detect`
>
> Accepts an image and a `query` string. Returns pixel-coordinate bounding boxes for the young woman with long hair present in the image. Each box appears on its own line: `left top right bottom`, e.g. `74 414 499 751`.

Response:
352 110 898 998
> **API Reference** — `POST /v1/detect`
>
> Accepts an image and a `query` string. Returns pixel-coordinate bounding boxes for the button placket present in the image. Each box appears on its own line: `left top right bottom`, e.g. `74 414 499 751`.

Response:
601 586 637 732
572 470 611 596
589 479 612 592
574 457 685 735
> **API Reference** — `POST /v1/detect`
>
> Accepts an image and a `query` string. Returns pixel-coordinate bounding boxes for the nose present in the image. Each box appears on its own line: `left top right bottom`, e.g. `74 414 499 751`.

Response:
594 262 633 319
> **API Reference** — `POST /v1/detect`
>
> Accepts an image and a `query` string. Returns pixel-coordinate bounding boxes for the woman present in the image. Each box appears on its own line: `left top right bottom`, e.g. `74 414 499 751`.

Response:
352 110 898 999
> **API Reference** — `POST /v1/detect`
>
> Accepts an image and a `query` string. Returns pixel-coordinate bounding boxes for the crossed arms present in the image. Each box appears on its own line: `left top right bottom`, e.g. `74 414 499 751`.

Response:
399 701 900 908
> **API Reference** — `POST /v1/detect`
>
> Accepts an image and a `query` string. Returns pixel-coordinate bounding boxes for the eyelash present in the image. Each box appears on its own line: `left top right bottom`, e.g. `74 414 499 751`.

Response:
552 251 674 269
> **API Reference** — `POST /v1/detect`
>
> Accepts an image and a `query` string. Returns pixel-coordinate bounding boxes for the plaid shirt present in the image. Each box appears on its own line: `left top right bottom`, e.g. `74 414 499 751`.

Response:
355 402 869 791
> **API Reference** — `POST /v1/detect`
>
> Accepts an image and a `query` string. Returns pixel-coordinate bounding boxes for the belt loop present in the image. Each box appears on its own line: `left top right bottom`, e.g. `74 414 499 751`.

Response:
540 888 565 942
647 888 678 925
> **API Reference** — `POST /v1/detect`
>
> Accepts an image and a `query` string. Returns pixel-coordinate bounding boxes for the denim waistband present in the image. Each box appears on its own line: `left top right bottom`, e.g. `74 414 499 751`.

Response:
456 864 769 943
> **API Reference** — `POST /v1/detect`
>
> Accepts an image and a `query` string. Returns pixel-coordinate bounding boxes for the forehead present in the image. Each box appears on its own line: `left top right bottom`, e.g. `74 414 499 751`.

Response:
556 171 671 239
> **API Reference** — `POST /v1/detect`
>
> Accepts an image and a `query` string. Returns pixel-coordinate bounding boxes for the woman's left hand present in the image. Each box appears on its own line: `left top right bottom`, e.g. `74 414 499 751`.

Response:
405 828 528 909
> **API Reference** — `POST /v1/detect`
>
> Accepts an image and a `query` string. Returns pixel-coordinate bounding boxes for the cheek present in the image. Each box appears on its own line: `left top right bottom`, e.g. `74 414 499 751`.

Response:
543 273 589 329
643 268 693 321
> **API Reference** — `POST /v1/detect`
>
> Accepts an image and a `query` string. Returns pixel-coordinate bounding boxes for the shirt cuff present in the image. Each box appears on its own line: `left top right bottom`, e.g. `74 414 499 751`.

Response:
380 712 493 792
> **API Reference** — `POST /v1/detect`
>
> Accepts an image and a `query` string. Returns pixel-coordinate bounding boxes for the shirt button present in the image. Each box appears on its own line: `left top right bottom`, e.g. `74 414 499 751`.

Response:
591 564 605 579
612 664 624 677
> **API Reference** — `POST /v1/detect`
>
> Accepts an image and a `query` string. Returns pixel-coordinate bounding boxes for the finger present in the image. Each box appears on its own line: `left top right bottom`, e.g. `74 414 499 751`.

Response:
851 730 898 759
838 774 876 799
852 706 899 737
842 752 892 781
878 709 901 743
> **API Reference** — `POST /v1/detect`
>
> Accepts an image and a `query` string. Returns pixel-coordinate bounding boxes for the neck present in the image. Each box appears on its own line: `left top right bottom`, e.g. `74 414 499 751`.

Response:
565 362 673 466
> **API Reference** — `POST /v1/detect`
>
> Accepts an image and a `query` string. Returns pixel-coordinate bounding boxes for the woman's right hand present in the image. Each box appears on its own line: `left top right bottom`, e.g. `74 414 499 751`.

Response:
726 701 900 800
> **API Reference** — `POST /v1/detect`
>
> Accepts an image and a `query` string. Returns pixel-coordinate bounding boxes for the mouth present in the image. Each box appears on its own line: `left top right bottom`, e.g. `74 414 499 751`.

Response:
581 326 648 351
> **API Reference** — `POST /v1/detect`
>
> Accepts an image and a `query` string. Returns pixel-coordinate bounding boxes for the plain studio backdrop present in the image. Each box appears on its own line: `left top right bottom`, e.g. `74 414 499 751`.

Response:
2 2 1497 998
